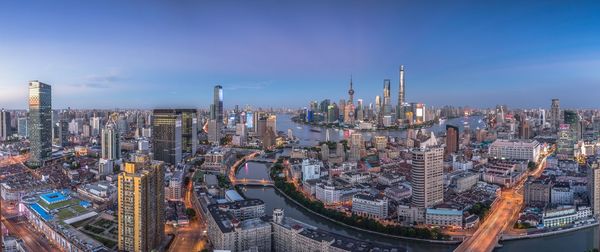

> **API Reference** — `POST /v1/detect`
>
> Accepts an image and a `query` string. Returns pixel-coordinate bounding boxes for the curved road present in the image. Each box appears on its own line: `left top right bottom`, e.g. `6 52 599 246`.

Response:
454 150 552 252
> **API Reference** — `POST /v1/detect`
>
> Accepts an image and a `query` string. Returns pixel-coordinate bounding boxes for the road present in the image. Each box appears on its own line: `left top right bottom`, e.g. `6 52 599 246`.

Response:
168 171 208 252
1 201 55 252
1 154 54 251
227 151 260 184
454 151 552 252
0 154 28 167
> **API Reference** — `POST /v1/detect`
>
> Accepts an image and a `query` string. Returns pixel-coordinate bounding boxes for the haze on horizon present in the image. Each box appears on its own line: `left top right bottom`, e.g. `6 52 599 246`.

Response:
1 1 599 110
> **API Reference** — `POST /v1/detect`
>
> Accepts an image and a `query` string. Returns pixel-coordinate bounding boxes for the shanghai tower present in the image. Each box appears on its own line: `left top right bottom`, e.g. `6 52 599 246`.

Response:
397 65 405 119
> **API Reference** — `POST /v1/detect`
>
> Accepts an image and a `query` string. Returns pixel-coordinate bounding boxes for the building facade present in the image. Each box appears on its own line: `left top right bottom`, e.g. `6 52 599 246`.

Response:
117 161 165 252
352 193 389 219
28 81 52 167
411 147 444 208
152 109 182 165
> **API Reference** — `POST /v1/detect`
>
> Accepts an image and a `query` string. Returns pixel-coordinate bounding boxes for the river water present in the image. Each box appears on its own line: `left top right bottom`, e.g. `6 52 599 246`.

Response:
236 114 600 252
276 114 485 147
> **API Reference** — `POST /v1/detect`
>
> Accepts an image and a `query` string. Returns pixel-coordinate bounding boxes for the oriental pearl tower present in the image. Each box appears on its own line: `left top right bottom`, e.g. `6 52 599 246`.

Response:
344 76 355 124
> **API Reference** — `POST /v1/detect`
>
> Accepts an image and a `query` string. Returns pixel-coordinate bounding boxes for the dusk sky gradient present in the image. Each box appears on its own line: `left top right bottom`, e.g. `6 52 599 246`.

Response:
1 1 600 109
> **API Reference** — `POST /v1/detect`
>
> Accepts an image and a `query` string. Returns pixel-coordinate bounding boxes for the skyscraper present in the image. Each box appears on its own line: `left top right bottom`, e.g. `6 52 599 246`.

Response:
550 98 561 131
17 117 27 138
177 109 198 154
90 116 101 137
589 160 600 218
207 119 221 144
383 79 392 116
28 81 52 167
411 147 444 208
101 121 121 160
0 109 11 141
210 85 224 122
118 161 165 252
519 119 531 140
152 109 182 165
397 65 406 119
349 133 362 162
445 125 459 156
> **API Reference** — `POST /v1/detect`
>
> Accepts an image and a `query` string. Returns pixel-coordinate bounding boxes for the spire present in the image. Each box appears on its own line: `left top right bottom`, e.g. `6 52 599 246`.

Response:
348 74 355 100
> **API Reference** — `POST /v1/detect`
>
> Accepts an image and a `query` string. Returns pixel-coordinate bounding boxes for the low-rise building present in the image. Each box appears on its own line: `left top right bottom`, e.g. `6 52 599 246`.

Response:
315 182 357 204
206 203 271 252
76 181 116 204
384 185 411 201
271 209 396 252
340 171 370 184
301 158 322 182
167 170 184 201
450 171 479 193
551 186 574 205
201 148 235 174
376 172 404 186
542 206 592 228
20 190 105 252
351 193 389 219
425 208 464 228
524 177 553 207
488 139 541 161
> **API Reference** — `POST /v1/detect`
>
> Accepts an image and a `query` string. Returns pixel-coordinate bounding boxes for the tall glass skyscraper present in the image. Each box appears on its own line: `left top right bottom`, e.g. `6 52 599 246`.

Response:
28 81 52 167
152 109 182 165
210 85 223 122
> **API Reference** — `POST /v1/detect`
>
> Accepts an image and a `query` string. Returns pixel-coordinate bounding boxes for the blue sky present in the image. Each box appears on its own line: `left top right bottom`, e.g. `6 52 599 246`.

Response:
1 1 599 109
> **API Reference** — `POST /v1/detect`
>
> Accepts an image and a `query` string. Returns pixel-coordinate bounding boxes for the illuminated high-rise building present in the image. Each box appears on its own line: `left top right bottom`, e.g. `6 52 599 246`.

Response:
411 147 444 208
118 161 165 252
27 81 52 167
152 109 182 164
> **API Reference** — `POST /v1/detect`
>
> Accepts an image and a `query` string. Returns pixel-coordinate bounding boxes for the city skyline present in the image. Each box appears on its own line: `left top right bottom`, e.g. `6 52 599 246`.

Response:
1 1 600 109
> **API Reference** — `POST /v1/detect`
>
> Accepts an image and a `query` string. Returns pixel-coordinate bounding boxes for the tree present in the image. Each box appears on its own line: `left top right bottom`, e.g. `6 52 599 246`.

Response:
185 208 196 219
528 161 536 171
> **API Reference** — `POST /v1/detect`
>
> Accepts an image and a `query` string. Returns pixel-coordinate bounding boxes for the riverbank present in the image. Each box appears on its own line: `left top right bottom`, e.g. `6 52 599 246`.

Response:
270 184 462 244
501 221 599 241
